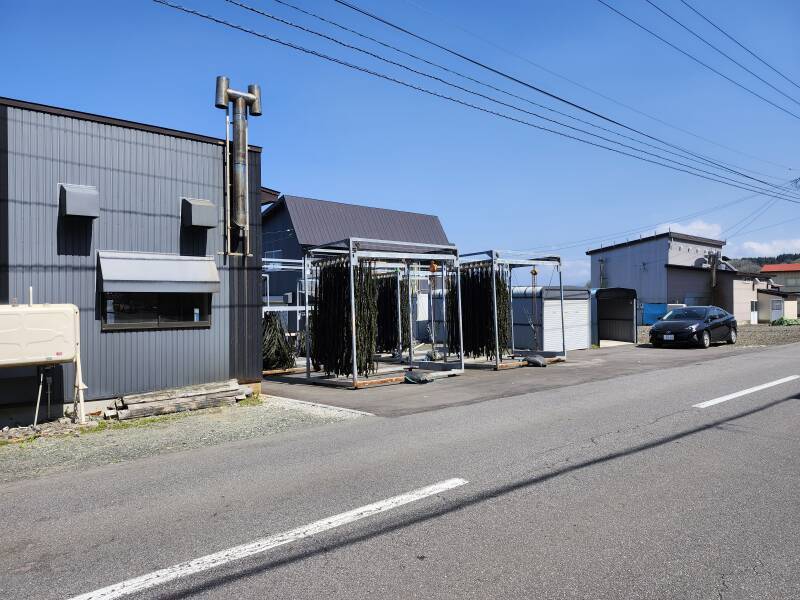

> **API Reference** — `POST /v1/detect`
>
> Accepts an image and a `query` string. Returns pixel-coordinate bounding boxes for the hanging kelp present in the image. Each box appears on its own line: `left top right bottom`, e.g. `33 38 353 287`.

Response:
376 274 400 353
447 265 509 359
354 261 378 376
262 312 296 370
496 267 511 355
311 258 378 377
446 272 459 354
400 277 410 354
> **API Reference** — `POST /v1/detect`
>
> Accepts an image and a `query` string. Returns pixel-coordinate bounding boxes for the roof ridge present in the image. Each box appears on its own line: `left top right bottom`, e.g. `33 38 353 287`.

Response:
282 194 442 220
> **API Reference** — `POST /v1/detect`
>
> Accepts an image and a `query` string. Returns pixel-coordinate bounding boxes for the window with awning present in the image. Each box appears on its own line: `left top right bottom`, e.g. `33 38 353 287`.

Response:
98 251 219 330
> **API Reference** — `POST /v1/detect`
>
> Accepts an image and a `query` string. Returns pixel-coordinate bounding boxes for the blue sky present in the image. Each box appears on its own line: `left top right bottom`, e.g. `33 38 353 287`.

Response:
2 0 799 283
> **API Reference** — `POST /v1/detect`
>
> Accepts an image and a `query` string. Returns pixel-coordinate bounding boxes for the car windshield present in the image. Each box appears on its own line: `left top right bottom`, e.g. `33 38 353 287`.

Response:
662 307 707 321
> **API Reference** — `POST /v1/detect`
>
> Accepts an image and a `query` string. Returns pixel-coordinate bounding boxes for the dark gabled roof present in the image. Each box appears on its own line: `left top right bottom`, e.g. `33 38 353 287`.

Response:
0 96 261 151
267 194 450 248
586 231 725 255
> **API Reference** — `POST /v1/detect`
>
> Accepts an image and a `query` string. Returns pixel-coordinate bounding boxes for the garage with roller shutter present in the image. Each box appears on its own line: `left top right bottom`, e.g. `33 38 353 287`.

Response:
512 286 591 353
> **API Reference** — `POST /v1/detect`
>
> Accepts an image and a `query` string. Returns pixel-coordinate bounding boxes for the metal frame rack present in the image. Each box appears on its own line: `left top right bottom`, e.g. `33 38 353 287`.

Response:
262 258 305 309
305 237 465 389
459 250 567 370
260 257 314 375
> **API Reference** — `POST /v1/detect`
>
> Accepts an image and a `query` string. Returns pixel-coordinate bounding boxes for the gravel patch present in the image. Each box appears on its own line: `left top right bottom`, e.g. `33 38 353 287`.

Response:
0 396 366 484
637 324 800 346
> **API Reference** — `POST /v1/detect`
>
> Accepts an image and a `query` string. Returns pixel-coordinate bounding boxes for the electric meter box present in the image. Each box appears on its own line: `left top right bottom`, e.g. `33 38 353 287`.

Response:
0 304 79 367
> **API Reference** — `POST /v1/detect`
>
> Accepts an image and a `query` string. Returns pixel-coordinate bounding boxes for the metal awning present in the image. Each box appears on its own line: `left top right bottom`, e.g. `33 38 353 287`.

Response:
98 251 220 293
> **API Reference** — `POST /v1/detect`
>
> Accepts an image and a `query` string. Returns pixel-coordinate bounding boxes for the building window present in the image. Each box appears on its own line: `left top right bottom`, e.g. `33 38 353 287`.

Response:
102 292 211 331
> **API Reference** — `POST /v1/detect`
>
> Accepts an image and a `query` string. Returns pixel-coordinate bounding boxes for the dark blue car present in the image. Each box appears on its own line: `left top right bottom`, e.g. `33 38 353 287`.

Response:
649 306 737 349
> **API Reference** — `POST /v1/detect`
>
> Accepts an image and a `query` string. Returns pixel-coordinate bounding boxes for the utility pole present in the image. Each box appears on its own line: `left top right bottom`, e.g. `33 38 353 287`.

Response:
709 251 719 305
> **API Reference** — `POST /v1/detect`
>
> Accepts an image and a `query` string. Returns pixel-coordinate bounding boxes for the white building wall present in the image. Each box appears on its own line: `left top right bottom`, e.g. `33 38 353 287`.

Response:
666 240 721 267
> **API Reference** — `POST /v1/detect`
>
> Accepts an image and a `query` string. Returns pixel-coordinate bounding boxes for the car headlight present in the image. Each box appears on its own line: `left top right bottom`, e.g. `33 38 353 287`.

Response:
686 324 699 332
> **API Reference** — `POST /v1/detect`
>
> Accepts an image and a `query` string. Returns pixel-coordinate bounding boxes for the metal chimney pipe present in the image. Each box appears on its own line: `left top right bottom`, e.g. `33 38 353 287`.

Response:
231 95 248 231
215 76 230 109
248 84 262 116
215 76 262 248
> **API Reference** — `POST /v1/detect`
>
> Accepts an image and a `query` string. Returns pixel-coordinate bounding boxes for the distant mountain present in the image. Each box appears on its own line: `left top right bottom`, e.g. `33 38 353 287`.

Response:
728 253 800 272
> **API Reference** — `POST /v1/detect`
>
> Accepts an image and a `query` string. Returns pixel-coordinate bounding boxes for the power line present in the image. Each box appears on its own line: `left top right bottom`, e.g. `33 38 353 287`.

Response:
152 1 800 203
522 179 799 254
228 0 799 197
729 214 800 240
522 196 753 254
398 0 793 174
679 0 800 95
723 198 778 238
643 0 800 109
264 0 790 186
725 171 800 235
328 0 799 195
593 0 800 122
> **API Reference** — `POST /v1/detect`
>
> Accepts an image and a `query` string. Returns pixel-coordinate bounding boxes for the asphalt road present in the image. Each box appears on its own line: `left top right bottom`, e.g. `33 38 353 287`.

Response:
2 343 799 599
263 342 760 416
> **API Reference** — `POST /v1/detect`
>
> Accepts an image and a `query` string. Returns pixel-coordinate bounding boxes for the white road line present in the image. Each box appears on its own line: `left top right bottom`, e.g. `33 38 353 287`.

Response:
693 375 800 409
68 478 468 600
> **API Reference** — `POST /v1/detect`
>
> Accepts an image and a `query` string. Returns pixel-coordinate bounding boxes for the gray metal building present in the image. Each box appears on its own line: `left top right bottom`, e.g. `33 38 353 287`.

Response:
587 232 730 304
0 97 262 412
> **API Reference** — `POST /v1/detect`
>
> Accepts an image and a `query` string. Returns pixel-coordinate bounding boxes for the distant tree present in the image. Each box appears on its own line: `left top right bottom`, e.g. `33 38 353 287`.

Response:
729 253 800 268
728 259 763 273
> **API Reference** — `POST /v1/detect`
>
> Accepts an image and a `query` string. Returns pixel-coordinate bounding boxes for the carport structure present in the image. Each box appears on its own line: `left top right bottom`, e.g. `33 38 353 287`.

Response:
303 236 465 388
591 288 638 346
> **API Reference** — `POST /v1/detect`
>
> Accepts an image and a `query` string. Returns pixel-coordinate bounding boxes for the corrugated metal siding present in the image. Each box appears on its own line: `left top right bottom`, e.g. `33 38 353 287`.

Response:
261 202 302 298
665 267 712 306
590 237 669 304
228 149 262 384
283 195 450 247
0 106 8 304
0 106 260 404
595 297 636 343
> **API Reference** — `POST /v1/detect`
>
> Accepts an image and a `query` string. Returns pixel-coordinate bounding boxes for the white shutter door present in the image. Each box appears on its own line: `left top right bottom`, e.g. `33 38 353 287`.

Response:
542 300 590 352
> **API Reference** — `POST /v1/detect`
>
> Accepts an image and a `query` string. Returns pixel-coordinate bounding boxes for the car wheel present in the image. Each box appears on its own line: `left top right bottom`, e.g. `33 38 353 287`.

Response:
727 329 737 344
651 339 662 348
699 330 711 349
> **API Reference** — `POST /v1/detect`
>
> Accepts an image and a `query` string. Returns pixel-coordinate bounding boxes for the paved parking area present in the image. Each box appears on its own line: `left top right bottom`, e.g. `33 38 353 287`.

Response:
262 342 765 417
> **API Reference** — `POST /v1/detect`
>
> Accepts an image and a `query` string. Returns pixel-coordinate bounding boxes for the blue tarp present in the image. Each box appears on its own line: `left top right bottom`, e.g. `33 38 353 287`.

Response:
642 303 668 325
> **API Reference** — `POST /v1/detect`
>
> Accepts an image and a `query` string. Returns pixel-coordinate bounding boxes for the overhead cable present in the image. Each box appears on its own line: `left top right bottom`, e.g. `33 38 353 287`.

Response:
643 0 800 109
227 0 797 196
679 0 800 94
152 1 800 204
593 0 800 122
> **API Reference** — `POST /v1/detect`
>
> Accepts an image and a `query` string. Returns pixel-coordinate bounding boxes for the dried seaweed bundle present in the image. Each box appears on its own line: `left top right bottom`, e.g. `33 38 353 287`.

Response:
447 266 509 359
376 275 400 353
311 259 378 377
